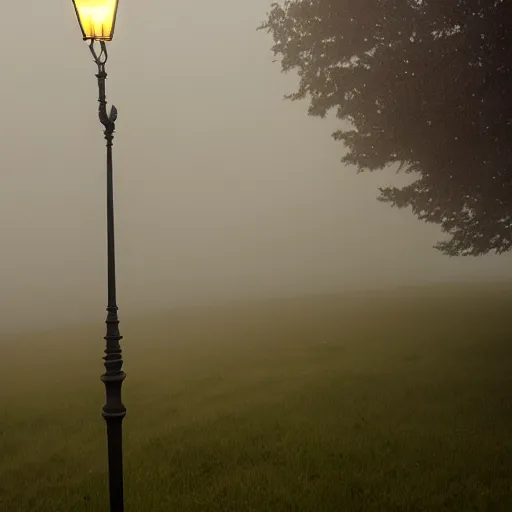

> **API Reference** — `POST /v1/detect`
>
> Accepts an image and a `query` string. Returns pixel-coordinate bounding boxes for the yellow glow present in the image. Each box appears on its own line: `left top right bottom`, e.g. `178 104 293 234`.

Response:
74 0 118 41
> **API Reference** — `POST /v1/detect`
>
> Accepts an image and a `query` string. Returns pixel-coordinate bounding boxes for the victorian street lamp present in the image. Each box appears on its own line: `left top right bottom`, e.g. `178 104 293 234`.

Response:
71 1 126 511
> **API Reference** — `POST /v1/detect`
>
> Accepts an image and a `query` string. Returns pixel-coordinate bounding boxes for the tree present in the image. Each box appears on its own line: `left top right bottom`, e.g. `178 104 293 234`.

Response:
259 0 512 256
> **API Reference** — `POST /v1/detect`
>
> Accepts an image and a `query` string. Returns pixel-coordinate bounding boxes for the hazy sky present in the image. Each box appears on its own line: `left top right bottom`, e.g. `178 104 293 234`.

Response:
1 1 511 333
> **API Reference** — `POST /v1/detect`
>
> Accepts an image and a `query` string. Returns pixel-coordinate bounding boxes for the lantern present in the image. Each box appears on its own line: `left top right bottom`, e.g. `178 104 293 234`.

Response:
72 0 119 41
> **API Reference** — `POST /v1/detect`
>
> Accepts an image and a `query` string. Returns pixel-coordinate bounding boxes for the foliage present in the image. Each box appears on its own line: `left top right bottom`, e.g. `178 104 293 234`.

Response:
260 0 512 255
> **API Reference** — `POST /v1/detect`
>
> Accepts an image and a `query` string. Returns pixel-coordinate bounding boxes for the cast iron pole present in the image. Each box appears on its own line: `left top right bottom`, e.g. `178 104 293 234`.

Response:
90 40 126 512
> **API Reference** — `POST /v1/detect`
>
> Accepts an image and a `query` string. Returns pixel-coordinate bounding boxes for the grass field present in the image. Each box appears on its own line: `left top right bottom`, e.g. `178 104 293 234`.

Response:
1 284 511 511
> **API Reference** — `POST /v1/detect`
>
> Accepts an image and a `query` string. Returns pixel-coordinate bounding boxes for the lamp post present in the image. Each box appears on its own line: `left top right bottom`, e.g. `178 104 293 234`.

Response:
71 2 126 511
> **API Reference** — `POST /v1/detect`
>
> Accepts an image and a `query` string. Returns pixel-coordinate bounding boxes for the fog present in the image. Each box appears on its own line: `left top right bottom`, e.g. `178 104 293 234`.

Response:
0 0 511 334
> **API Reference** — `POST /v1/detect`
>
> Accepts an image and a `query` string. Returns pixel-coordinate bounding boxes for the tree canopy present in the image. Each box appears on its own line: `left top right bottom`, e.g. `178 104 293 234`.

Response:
260 0 512 256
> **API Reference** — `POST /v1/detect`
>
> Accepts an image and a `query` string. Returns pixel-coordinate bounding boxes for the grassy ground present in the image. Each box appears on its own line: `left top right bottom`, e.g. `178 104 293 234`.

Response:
0 284 511 511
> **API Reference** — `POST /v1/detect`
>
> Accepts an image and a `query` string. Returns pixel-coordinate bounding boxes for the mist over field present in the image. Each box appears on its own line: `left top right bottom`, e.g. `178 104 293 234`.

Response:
1 0 511 335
